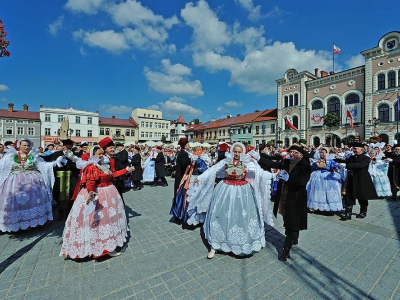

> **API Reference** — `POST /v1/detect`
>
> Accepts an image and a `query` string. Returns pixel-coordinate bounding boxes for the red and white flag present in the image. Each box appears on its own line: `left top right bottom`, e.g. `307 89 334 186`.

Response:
285 115 298 130
346 108 354 128
333 45 341 54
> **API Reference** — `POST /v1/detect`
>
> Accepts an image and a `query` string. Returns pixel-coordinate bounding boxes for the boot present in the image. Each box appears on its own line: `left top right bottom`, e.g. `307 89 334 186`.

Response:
340 205 353 221
356 207 367 219
282 245 291 259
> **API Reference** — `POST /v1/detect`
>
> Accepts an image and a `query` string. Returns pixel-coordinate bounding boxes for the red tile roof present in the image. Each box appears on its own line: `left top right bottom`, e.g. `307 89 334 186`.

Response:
0 109 40 120
253 109 278 121
176 115 186 124
99 117 138 127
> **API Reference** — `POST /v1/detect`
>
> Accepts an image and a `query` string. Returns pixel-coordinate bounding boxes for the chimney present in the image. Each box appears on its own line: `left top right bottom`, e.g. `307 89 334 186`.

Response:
23 104 28 111
8 103 14 112
314 68 319 77
112 116 115 119
320 70 328 78
237 114 241 117
227 115 230 118
40 105 43 108
329 71 334 75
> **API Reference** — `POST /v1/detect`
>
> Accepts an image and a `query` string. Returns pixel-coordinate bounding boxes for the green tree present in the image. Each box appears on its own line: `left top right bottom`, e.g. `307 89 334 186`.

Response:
190 118 200 124
161 135 167 143
299 138 307 145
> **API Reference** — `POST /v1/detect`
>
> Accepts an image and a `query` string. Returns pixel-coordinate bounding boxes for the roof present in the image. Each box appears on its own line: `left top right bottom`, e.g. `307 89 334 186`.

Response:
184 122 211 132
176 115 186 124
253 109 278 122
99 117 138 127
0 109 40 120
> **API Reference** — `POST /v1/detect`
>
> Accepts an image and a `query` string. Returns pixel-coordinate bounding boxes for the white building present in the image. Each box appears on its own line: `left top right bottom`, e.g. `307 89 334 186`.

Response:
170 115 187 142
40 106 99 147
131 108 170 143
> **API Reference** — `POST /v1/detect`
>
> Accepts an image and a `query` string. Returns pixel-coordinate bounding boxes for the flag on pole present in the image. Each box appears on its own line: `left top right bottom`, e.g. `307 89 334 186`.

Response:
333 45 341 54
346 107 354 128
285 115 298 130
261 120 266 134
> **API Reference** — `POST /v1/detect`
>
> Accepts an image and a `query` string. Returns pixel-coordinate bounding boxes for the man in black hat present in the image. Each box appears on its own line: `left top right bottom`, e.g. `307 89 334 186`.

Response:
384 144 400 200
49 138 79 220
114 142 130 197
77 141 89 158
336 142 378 220
257 145 312 260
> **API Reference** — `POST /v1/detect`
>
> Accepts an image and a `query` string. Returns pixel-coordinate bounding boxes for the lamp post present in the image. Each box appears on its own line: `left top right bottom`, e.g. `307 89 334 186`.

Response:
368 117 380 137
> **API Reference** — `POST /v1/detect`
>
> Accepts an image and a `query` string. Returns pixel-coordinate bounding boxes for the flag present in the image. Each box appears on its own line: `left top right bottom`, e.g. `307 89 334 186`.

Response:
346 107 354 128
261 120 266 134
333 45 341 54
285 115 298 130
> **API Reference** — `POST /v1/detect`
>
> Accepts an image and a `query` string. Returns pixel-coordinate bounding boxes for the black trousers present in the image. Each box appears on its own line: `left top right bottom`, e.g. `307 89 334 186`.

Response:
155 177 167 185
134 180 141 188
345 195 368 210
284 229 299 248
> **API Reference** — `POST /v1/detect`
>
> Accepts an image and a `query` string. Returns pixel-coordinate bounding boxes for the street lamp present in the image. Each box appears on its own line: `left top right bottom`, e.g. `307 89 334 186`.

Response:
368 117 380 136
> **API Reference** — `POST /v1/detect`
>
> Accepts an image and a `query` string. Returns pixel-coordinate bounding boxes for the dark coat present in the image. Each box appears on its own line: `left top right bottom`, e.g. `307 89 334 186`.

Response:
131 153 143 181
258 153 281 172
152 152 166 177
115 150 129 171
174 150 191 197
340 154 378 200
259 156 311 231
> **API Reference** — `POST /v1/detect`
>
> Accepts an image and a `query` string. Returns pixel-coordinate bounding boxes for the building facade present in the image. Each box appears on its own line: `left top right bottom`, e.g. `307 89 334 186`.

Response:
131 108 171 143
170 115 187 142
40 106 99 146
99 116 138 145
0 103 41 147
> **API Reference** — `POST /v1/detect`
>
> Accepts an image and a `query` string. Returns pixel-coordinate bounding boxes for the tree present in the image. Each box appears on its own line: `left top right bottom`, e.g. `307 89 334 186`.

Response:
161 135 167 143
341 136 355 145
190 118 200 124
323 113 340 132
0 19 10 57
299 138 307 145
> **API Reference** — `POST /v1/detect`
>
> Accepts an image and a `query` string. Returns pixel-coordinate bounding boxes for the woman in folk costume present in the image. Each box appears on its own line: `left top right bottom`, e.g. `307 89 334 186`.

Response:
306 148 343 212
60 145 134 259
131 145 143 191
187 142 274 259
368 150 392 197
170 149 209 222
143 148 156 184
0 138 57 232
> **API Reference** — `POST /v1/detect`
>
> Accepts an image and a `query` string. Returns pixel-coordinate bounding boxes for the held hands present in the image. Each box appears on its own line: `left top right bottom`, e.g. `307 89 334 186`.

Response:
126 166 135 172
194 178 200 185
317 159 326 169
86 192 95 204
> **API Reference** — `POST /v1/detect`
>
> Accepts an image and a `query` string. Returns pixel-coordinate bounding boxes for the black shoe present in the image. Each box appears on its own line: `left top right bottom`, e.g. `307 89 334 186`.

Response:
293 239 298 245
340 205 352 221
282 245 291 259
356 211 367 219
161 183 168 187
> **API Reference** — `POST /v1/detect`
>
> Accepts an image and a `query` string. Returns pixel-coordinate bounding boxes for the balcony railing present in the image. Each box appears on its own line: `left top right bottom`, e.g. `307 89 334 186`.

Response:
112 134 125 140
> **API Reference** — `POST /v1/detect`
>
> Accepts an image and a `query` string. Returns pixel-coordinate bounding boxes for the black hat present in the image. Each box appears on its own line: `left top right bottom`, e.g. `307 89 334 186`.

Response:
392 144 400 149
115 142 124 147
61 138 74 146
258 143 267 152
288 145 310 158
4 141 13 146
351 142 364 148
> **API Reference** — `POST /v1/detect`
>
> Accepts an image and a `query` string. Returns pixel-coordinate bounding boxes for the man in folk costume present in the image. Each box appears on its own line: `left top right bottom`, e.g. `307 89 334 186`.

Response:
130 145 143 191
173 138 191 200
114 142 130 197
152 146 168 187
49 138 79 220
77 141 89 158
257 145 312 259
336 142 378 220
384 144 400 200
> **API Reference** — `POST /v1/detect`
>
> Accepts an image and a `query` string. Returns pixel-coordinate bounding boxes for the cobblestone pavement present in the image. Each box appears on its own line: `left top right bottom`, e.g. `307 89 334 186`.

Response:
1 177 400 300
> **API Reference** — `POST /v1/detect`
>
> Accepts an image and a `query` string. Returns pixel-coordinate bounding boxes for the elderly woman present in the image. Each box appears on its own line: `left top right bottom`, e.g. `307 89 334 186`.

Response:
0 138 56 232
188 142 274 259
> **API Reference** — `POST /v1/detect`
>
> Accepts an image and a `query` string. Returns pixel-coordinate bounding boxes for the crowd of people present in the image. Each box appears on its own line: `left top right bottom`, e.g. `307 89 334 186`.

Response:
0 136 398 260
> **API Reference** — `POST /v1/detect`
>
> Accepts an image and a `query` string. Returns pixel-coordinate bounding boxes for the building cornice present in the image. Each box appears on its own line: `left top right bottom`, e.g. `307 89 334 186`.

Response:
306 66 365 88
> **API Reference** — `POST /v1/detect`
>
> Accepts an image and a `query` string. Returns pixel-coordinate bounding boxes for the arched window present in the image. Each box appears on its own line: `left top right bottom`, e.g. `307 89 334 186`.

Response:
292 116 299 129
378 73 385 90
388 71 396 88
345 93 360 104
379 134 389 145
292 137 298 144
312 100 323 110
289 95 293 106
378 104 389 122
284 138 290 147
313 136 320 147
284 96 288 107
294 94 299 106
327 97 341 119
395 101 399 121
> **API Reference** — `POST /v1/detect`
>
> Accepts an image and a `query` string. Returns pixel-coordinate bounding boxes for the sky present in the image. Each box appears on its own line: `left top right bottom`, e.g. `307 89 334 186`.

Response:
0 0 399 122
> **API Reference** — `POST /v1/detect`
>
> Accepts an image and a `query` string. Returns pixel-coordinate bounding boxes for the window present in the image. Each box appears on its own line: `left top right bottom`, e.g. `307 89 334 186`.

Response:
116 129 121 136
105 128 110 135
149 132 153 138
162 123 165 129
58 115 64 122
45 128 51 135
149 122 153 128
248 127 251 133
284 96 288 107
100 128 104 135
76 130 81 137
6 126 12 135
126 129 130 136
289 95 293 106
271 124 276 133
388 71 396 88
131 130 135 136
378 104 389 122
156 115 158 118
57 129 60 136
28 128 34 135
223 129 225 136
219 130 221 136
45 114 50 122
294 94 299 106
313 137 320 147
152 115 154 118
158 123 161 128
292 116 299 129
87 130 92 137
145 122 148 127
166 124 168 129
76 116 80 123
144 113 146 117
327 97 341 119
256 126 260 134
141 121 144 127
312 100 323 110
284 138 290 147
292 137 298 144
17 127 24 135
378 73 385 90
17 120 24 123
87 117 92 125
145 132 148 137
345 93 360 104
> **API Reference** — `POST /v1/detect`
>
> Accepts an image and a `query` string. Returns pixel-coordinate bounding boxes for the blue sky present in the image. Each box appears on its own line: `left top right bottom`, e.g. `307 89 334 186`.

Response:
0 0 398 122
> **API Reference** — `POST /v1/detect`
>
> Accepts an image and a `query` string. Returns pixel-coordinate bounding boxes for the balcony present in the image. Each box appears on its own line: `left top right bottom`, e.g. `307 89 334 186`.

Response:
112 134 125 140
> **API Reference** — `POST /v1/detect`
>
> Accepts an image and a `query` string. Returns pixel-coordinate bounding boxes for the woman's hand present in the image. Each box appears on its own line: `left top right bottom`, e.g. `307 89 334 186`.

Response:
86 192 95 204
194 178 200 185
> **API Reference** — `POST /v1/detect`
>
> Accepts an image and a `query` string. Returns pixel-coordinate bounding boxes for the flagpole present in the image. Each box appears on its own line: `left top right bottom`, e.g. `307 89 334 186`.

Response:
345 106 348 146
332 42 335 73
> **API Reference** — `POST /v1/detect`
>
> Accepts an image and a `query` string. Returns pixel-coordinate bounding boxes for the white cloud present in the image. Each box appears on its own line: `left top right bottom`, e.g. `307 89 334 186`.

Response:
234 0 262 21
1 97 7 102
144 59 204 97
0 84 9 92
147 104 160 110
99 104 133 115
217 106 228 112
158 97 202 117
345 54 365 69
79 46 88 56
225 101 242 107
73 29 129 53
265 6 285 18
65 0 104 14
48 15 64 36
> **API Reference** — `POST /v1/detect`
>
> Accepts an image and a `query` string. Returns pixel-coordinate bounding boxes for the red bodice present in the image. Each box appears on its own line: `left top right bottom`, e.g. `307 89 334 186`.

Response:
81 164 118 192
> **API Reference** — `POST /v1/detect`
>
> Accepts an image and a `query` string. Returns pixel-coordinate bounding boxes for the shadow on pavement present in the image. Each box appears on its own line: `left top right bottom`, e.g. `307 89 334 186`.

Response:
387 199 400 242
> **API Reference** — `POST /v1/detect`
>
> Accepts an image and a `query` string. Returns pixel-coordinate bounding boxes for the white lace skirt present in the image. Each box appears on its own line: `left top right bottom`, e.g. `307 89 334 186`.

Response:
0 172 53 232
60 185 128 259
204 181 265 256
